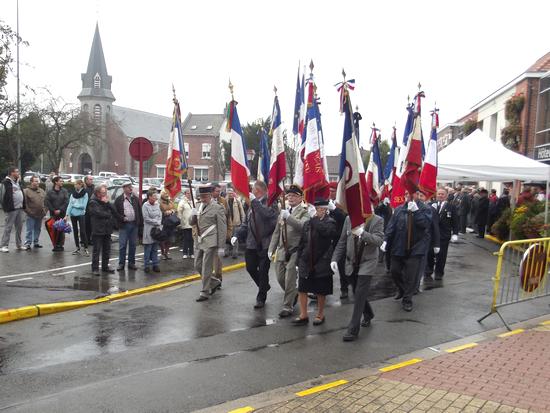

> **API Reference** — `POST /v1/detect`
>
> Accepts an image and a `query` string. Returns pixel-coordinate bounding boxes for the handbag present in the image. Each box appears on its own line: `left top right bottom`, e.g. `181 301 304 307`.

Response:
150 226 166 241
162 213 181 228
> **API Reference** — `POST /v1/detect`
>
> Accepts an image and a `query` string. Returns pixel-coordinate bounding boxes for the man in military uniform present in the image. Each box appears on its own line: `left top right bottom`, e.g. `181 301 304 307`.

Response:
189 185 227 302
268 184 309 318
211 182 229 283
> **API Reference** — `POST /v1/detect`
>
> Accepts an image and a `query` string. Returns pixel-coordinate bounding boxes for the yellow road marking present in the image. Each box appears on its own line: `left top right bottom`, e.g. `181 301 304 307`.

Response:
540 320 550 326
498 328 524 338
296 379 349 397
379 358 423 372
445 343 478 353
228 407 254 413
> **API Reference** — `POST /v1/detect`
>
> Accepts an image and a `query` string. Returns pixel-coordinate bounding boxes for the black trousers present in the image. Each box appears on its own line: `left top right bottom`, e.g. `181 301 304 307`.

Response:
347 275 374 335
245 248 271 302
92 234 111 271
181 228 194 255
85 214 92 245
459 214 468 233
70 216 88 249
477 223 486 238
426 239 450 278
337 259 353 292
391 255 421 304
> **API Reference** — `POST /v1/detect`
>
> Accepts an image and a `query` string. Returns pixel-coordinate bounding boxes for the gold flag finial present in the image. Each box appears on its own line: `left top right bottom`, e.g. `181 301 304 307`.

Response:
309 59 314 73
228 78 234 100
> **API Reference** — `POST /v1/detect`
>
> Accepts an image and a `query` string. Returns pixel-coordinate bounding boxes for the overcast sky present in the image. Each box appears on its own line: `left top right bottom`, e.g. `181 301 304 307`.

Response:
3 0 550 155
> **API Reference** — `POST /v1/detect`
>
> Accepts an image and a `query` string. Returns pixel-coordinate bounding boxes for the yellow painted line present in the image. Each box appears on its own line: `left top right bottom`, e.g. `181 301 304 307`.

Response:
296 379 348 397
540 320 550 326
498 328 525 338
445 343 478 353
0 262 246 324
379 358 423 372
484 234 503 245
228 407 254 413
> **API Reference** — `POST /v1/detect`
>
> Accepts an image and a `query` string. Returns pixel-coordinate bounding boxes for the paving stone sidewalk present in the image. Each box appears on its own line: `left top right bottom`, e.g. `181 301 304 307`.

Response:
255 325 550 413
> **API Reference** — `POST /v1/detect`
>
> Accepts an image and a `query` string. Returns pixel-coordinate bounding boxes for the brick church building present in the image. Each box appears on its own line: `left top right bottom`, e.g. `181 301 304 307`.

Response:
63 24 225 181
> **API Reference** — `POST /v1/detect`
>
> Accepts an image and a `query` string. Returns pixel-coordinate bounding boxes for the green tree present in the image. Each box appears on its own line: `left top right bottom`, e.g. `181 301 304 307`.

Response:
379 139 391 171
241 117 271 179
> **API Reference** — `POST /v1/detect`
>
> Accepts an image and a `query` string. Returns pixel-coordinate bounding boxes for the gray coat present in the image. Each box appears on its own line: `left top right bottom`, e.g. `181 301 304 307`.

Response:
189 201 226 250
235 196 278 251
268 203 309 261
332 215 384 276
142 201 162 244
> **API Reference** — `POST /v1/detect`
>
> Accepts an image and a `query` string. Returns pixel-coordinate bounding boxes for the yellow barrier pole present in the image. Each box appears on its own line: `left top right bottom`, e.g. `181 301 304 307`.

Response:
478 242 506 323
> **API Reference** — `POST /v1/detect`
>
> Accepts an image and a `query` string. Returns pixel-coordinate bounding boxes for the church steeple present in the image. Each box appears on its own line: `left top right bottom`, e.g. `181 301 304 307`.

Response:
78 23 115 101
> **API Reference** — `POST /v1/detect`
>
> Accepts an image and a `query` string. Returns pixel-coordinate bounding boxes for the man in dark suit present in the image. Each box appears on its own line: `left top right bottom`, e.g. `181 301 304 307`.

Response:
426 188 459 281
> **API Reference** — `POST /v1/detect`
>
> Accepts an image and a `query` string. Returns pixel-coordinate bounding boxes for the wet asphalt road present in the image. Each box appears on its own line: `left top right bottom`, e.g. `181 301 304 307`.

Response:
0 233 549 412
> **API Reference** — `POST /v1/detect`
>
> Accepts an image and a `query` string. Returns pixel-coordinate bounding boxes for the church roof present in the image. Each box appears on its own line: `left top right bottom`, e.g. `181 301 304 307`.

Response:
181 113 225 136
112 106 171 143
78 23 115 101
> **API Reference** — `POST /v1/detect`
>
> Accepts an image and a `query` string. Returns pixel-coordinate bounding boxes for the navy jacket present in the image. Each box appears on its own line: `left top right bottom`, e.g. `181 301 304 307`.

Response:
384 200 432 257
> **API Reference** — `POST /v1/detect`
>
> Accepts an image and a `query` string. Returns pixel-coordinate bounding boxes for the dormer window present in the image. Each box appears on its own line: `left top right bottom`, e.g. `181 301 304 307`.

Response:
94 73 101 89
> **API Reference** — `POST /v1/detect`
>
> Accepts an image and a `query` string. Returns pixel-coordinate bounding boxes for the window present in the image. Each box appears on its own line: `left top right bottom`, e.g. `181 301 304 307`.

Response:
536 75 550 146
94 73 101 89
194 167 209 182
156 166 166 179
202 143 211 159
94 104 102 123
83 104 89 112
184 142 189 159
206 125 213 130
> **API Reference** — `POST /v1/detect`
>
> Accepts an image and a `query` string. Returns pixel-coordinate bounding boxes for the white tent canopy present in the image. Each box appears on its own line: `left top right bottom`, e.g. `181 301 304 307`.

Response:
438 129 550 182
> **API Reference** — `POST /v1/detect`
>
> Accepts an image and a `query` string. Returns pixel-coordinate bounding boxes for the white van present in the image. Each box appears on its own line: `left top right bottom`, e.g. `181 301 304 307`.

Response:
98 171 117 178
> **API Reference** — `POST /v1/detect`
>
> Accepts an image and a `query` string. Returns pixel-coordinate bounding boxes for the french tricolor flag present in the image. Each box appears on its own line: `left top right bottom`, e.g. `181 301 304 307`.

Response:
227 99 250 198
292 68 306 187
419 109 439 198
268 95 286 206
391 103 415 208
366 126 384 207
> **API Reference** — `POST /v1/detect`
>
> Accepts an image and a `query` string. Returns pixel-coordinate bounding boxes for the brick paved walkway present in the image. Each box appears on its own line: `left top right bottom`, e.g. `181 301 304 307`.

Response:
255 325 550 413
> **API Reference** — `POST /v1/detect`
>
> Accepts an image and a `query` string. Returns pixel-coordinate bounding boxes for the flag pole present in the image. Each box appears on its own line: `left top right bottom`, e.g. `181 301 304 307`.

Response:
273 84 289 256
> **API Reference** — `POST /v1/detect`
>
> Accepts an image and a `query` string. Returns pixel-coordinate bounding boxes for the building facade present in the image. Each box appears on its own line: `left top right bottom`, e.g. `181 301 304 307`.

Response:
66 24 225 181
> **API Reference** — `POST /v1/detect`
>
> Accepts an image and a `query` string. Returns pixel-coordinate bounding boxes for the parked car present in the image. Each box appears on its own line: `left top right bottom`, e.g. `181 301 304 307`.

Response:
98 171 117 178
110 176 133 186
64 174 85 183
143 177 164 187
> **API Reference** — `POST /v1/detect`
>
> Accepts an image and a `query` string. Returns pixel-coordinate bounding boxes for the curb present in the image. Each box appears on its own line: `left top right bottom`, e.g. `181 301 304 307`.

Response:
0 262 245 325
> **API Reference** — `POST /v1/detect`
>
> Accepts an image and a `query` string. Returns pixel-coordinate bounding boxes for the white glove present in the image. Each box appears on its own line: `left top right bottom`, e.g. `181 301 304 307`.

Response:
267 251 273 260
280 209 290 220
230 236 238 246
352 226 364 237
434 247 440 254
407 201 419 212
218 248 225 257
380 241 387 252
330 261 339 274
383 197 390 205
308 205 316 218
249 192 256 201
190 208 198 216
451 234 458 243
327 200 336 211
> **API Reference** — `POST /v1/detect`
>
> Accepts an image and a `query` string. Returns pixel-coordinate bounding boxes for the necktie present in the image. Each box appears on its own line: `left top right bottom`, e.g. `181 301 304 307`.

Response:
289 207 293 214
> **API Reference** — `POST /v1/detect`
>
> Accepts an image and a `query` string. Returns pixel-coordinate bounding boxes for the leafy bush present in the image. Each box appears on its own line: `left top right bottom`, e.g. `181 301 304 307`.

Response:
491 208 511 240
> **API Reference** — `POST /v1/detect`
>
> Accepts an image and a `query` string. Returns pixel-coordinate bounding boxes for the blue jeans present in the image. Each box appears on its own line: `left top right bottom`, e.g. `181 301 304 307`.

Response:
118 222 138 266
25 216 42 246
143 242 159 268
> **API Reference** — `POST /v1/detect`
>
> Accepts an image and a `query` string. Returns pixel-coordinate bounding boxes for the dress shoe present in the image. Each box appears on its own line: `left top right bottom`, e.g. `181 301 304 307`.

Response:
152 266 161 273
340 290 349 299
144 267 151 273
423 274 433 283
343 333 358 342
195 295 209 302
402 301 413 312
128 263 138 270
361 318 372 327
117 265 125 271
394 291 404 300
102 268 115 274
291 317 309 325
92 269 100 276
33 244 43 248
434 274 443 281
278 309 292 318
253 301 265 309
312 316 325 326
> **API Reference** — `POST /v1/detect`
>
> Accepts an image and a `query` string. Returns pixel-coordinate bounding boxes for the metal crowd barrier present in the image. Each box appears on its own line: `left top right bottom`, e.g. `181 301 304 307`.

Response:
478 237 550 329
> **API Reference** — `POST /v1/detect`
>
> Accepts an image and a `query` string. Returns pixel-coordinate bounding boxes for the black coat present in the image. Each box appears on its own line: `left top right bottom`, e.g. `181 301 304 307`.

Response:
476 197 490 226
1 177 26 212
384 201 432 257
114 193 143 227
45 188 69 218
432 201 459 242
329 207 347 244
88 198 118 236
297 215 337 279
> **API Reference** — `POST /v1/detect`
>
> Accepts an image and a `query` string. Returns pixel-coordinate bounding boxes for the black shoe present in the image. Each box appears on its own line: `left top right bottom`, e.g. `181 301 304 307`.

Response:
128 263 138 270
102 268 115 274
34 244 43 248
152 266 161 273
424 274 433 282
361 318 372 327
402 301 413 312
117 265 125 271
253 301 265 309
413 289 420 295
196 295 209 302
92 269 100 276
394 291 404 300
291 317 309 325
340 290 349 299
312 316 325 326
343 332 358 342
434 274 443 281
144 267 151 273
278 309 292 318
24 244 31 251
